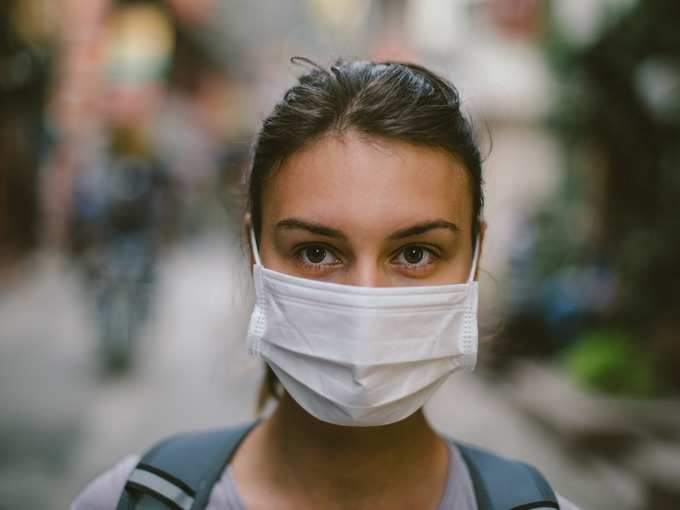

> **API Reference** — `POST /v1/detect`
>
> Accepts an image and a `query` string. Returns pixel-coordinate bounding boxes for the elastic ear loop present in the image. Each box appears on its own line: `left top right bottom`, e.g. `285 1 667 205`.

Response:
467 237 480 283
249 228 262 267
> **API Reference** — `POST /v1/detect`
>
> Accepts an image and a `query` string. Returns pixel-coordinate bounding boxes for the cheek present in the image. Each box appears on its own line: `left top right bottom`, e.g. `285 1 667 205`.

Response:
430 253 473 285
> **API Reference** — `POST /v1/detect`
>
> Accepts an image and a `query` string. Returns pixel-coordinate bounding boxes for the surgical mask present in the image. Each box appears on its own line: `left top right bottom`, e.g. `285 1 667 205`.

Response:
246 229 479 427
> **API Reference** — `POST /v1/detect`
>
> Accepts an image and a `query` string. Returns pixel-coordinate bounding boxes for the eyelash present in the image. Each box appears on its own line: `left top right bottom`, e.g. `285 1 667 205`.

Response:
292 244 440 271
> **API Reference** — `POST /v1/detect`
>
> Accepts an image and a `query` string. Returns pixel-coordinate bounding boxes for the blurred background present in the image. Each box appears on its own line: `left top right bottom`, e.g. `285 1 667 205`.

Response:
1 0 679 508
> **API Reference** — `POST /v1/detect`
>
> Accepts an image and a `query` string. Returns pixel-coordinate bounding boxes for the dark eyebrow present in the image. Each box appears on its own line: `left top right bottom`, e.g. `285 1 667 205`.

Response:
274 218 347 239
389 220 459 240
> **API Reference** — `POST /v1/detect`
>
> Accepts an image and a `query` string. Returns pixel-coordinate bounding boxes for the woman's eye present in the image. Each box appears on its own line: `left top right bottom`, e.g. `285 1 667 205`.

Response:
393 245 437 268
297 245 339 266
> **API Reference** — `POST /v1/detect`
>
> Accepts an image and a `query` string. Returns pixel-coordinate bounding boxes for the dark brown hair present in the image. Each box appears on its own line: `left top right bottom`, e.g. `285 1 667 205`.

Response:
247 58 485 410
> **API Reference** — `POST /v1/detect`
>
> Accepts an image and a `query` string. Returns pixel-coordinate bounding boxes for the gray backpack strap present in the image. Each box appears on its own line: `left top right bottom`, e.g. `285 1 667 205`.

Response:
117 421 257 510
455 442 560 510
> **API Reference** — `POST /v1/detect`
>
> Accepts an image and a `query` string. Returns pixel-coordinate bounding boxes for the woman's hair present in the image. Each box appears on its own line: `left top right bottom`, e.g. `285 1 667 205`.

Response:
247 58 484 246
246 58 485 411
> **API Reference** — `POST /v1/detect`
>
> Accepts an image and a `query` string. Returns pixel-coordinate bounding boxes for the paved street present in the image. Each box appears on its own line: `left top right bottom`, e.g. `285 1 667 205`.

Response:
0 231 637 509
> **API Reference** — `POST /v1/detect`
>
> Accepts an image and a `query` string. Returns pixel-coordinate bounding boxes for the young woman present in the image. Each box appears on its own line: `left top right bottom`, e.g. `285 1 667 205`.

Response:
72 59 580 510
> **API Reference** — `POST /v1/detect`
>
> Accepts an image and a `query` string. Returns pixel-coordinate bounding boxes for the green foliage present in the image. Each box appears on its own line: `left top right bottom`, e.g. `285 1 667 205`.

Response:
522 0 680 396
561 329 657 397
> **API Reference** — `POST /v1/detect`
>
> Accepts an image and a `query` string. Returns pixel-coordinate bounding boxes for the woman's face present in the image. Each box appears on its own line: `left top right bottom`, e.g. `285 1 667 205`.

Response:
255 131 477 287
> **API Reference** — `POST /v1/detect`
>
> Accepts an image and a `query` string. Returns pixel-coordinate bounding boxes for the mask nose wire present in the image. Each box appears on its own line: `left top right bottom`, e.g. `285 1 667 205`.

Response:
467 237 480 283
249 227 263 267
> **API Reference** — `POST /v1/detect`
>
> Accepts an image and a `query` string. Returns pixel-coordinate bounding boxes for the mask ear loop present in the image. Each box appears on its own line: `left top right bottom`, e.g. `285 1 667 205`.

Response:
467 237 480 283
249 227 263 266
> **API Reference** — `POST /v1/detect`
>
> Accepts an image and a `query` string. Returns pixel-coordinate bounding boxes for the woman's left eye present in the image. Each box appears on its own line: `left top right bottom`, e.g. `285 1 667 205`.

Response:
392 246 438 268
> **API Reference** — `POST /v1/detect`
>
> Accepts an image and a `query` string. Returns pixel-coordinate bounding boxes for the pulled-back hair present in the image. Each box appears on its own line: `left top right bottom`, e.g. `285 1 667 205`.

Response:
247 58 485 410
248 58 484 245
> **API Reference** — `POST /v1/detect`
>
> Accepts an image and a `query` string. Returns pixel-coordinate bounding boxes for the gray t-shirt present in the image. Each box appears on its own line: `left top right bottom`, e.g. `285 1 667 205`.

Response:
71 442 580 509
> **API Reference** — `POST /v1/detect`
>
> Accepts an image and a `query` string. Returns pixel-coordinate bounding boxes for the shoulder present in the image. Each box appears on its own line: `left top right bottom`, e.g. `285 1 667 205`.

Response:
449 441 583 510
70 454 139 510
69 454 243 510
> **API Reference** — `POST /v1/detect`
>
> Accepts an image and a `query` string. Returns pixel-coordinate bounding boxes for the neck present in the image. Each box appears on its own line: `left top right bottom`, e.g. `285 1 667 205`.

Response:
259 395 448 506
271 393 437 457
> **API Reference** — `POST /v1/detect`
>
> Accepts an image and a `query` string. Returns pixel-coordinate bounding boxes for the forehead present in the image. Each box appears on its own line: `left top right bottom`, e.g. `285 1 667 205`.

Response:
261 132 473 234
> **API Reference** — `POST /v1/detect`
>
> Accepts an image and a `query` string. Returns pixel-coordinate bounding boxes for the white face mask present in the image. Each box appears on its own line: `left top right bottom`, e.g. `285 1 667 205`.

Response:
246 228 479 427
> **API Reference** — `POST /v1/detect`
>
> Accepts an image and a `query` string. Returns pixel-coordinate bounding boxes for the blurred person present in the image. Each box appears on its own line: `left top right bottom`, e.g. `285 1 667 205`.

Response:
69 122 173 372
71 59 580 509
68 0 178 372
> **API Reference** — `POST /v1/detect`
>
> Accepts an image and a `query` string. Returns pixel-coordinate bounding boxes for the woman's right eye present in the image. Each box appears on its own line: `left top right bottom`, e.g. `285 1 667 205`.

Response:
295 245 340 267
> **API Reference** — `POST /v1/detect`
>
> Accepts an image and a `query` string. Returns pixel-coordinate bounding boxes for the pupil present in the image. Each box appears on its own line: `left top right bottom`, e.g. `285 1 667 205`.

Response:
306 246 326 263
405 247 423 264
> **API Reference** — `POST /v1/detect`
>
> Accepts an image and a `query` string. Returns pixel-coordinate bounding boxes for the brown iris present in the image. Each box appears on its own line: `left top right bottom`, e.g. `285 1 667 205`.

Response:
403 246 424 264
305 246 327 263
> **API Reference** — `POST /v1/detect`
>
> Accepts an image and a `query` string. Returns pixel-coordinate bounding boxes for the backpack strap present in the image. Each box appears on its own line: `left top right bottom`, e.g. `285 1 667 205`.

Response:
117 421 257 510
455 442 560 510
116 423 558 510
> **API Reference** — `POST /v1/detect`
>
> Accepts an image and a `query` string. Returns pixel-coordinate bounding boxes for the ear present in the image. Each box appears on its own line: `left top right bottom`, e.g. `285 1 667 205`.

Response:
474 220 487 282
244 212 255 266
